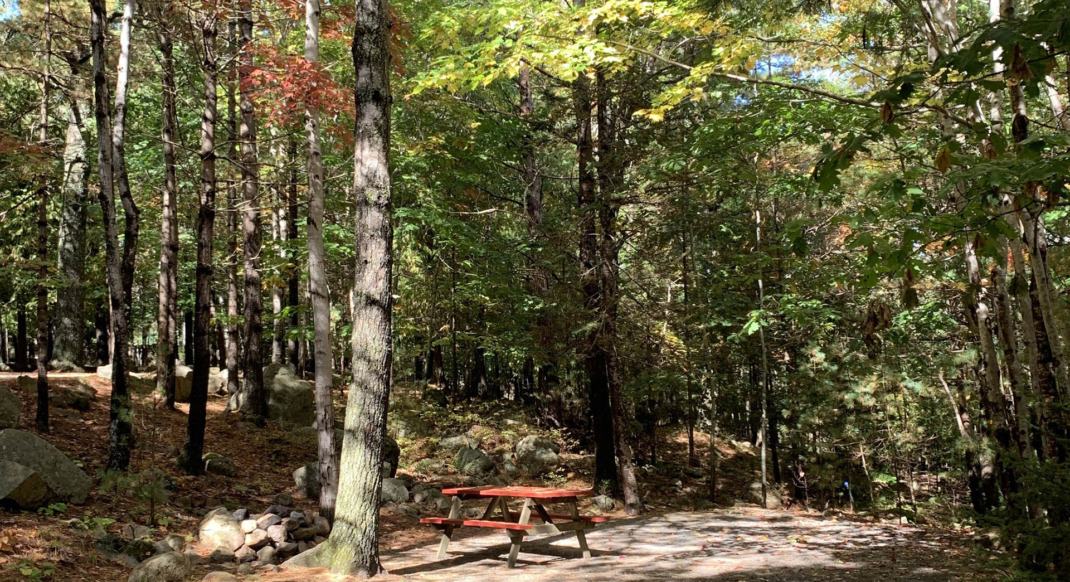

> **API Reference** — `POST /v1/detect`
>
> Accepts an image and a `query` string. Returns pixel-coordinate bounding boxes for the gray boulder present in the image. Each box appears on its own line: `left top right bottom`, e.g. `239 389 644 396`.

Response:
0 429 92 504
174 365 193 403
202 573 239 582
744 480 783 509
592 494 616 512
515 435 560 474
438 435 480 452
292 434 400 498
454 446 495 475
381 477 409 505
0 459 50 508
198 507 245 551
267 366 315 427
96 364 112 380
0 386 21 430
127 551 191 582
55 382 96 411
208 368 225 394
202 453 237 477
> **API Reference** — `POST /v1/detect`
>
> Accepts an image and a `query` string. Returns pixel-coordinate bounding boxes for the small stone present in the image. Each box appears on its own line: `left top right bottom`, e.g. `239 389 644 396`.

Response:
291 526 317 541
273 493 294 506
240 519 258 533
236 563 255 575
435 497 452 512
127 552 192 582
380 477 409 504
313 536 326 544
232 508 249 521
464 507 482 518
297 541 309 553
397 503 420 517
256 513 281 529
163 534 185 552
264 504 290 517
311 515 330 537
245 529 269 549
256 545 277 565
184 551 203 566
281 517 300 532
234 545 256 563
201 573 239 582
202 453 238 477
266 524 288 545
592 494 616 512
209 546 235 564
274 541 298 556
153 540 175 555
290 511 305 520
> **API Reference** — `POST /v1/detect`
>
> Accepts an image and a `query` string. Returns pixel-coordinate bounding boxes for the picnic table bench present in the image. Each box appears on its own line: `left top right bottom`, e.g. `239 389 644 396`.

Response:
419 485 609 568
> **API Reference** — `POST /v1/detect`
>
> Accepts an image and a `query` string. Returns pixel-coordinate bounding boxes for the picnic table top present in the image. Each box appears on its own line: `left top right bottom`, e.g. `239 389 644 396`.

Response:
440 485 594 499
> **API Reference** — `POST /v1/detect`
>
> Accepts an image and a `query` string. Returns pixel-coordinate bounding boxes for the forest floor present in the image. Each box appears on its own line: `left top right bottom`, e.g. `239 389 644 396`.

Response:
0 372 1008 581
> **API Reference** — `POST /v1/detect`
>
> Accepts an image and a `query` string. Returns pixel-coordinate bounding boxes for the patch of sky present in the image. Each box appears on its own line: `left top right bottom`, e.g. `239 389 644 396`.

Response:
1 0 19 21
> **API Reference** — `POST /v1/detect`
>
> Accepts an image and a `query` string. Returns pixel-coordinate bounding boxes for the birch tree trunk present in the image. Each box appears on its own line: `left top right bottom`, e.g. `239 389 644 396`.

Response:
90 0 133 471
156 0 179 408
183 9 218 475
289 0 392 571
113 0 139 317
304 0 338 521
239 0 266 423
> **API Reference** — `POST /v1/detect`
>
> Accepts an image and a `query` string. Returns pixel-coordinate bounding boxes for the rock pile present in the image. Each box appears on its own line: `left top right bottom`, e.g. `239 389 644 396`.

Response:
197 500 331 567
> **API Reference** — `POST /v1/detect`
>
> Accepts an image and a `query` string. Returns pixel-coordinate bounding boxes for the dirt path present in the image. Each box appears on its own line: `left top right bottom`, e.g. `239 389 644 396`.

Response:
381 507 1002 581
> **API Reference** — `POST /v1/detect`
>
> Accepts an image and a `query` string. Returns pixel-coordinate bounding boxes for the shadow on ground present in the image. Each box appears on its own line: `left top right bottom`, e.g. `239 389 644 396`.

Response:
382 507 1001 581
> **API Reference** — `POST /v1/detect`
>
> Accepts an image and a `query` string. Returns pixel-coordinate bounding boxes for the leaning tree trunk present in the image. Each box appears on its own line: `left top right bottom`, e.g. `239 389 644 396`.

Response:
35 0 52 433
156 0 179 407
304 0 338 521
238 0 266 423
224 15 241 398
53 100 89 369
90 0 134 471
183 10 218 476
291 0 392 572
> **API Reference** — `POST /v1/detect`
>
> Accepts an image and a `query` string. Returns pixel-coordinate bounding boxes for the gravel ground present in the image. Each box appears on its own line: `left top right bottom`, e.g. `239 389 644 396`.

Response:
381 506 1004 581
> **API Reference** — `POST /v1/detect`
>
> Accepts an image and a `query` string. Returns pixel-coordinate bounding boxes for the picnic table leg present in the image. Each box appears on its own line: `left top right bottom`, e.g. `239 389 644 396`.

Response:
567 500 591 559
506 499 533 568
436 496 463 559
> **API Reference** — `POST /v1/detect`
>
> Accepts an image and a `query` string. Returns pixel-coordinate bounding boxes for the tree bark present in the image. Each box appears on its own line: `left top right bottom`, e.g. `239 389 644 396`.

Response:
225 14 241 398
519 64 550 404
301 0 392 571
286 139 300 370
36 0 52 433
15 306 27 373
272 182 285 365
572 9 617 490
90 0 133 471
54 99 89 368
156 0 179 408
182 10 218 476
239 0 266 423
112 0 139 320
304 0 338 521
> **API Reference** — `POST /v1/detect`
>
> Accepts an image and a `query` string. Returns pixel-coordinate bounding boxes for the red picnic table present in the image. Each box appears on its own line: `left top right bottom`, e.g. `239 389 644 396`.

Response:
419 485 610 568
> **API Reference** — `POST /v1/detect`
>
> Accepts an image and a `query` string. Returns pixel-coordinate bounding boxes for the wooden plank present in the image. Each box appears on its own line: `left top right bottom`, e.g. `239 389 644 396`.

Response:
569 501 592 559
441 485 593 499
421 517 536 530
505 510 610 523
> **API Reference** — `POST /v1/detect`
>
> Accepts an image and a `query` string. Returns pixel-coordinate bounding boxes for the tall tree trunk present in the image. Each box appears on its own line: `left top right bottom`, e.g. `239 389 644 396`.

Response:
54 101 89 368
90 0 133 471
183 11 218 475
225 14 241 398
286 139 300 370
112 0 139 321
15 306 27 373
156 0 179 408
572 8 617 490
35 0 52 433
304 0 338 521
296 0 392 572
239 0 266 423
596 69 640 514
272 183 285 364
519 64 549 403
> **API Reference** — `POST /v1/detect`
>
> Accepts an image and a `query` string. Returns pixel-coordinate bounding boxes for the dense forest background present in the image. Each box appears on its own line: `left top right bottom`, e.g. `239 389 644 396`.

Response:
2 0 1070 577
